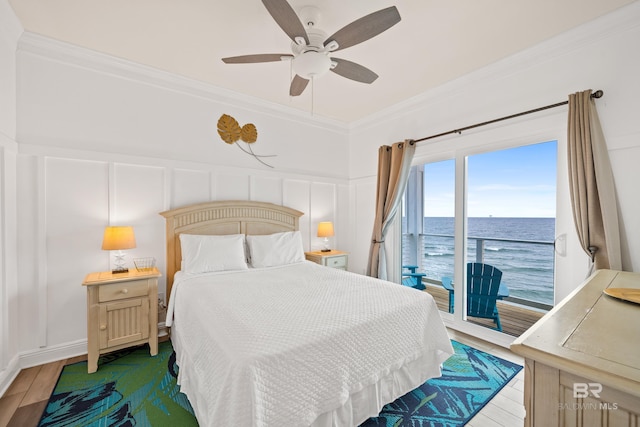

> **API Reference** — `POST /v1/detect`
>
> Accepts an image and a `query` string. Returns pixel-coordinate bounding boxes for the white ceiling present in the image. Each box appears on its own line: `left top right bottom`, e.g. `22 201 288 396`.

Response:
8 0 635 123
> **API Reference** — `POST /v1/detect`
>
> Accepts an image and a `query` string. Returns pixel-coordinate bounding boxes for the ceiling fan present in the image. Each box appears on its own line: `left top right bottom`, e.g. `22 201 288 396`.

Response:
222 0 401 96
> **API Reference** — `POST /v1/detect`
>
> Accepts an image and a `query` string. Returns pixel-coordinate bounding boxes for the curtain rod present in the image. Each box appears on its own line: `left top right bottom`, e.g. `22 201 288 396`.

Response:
413 89 604 144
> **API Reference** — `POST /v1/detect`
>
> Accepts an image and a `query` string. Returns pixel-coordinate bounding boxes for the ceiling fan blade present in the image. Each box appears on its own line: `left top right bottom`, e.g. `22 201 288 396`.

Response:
262 0 309 45
330 58 378 84
324 6 401 52
222 54 293 64
289 75 309 96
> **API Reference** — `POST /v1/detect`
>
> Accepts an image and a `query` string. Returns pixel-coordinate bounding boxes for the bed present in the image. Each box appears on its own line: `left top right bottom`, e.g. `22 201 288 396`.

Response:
160 200 453 427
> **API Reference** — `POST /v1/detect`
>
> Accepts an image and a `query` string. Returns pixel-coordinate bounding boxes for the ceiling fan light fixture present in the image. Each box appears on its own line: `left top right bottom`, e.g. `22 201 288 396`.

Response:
293 51 331 79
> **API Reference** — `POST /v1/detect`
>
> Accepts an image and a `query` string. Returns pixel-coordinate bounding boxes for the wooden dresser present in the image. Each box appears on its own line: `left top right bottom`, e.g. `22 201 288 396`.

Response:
511 269 640 426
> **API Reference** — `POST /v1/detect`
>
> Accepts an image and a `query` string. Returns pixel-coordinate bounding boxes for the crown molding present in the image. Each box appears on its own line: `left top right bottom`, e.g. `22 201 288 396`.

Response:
350 1 640 131
16 32 350 134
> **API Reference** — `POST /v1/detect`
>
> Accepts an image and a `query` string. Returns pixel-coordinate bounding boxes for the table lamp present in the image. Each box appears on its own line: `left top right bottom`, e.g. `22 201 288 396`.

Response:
317 222 334 252
102 226 136 273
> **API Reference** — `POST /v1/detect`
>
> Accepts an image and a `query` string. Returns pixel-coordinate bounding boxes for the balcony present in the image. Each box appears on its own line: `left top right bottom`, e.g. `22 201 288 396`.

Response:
404 232 554 336
421 280 546 336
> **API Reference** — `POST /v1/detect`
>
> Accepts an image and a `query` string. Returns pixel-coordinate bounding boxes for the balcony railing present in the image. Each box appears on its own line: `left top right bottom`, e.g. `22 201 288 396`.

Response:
403 233 555 311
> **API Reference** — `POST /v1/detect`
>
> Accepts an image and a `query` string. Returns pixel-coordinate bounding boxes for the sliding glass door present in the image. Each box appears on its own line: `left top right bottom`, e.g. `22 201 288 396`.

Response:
402 140 557 337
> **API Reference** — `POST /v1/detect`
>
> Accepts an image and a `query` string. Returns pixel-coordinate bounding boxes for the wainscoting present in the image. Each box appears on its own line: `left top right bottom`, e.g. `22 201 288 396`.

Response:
15 146 349 367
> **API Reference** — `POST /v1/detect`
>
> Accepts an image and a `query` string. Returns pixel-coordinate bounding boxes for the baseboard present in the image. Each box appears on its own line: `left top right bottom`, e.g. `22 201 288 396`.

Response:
0 354 21 397
158 322 168 338
17 328 169 370
7 330 169 390
18 339 87 370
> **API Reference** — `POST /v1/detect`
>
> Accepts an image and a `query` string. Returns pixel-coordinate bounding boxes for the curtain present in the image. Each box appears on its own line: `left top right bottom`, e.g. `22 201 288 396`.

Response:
366 139 416 279
567 89 622 274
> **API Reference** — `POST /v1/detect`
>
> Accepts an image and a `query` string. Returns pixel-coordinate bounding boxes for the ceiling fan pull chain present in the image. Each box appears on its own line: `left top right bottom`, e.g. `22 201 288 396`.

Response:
311 77 315 116
289 61 293 101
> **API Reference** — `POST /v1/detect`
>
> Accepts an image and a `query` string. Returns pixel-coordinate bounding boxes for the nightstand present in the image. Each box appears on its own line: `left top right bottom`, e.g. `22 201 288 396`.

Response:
305 250 349 270
82 267 161 373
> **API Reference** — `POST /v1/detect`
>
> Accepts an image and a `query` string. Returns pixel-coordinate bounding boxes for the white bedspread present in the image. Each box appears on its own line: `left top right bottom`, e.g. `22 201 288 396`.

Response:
167 261 453 427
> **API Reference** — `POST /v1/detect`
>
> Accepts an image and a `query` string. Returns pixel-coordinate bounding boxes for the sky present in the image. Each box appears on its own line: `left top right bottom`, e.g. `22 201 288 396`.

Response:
424 140 557 218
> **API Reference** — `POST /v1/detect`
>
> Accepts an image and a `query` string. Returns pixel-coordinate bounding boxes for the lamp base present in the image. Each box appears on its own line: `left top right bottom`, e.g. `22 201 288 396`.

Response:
112 250 129 274
321 248 331 252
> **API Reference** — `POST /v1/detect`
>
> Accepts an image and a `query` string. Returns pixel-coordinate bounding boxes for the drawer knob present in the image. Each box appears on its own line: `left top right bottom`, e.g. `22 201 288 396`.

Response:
100 324 107 330
121 288 128 294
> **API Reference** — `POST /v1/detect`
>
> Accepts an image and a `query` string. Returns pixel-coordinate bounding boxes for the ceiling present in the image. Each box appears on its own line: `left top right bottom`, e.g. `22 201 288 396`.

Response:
8 0 635 123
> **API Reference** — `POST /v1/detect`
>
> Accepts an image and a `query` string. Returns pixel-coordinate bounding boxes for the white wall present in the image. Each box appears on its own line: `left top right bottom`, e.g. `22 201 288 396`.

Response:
348 2 640 298
0 0 22 395
13 33 351 366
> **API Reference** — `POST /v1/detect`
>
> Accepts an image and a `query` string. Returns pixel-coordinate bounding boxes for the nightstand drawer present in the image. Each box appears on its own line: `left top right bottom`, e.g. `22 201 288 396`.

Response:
305 250 348 270
326 256 346 268
98 279 148 302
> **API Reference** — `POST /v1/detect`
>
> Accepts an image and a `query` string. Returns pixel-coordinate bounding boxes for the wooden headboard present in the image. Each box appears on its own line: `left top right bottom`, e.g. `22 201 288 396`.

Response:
160 200 304 302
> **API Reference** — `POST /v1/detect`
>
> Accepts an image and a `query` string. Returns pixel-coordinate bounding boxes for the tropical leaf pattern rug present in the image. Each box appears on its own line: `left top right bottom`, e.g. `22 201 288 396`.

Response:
38 341 196 427
361 340 522 426
39 340 520 426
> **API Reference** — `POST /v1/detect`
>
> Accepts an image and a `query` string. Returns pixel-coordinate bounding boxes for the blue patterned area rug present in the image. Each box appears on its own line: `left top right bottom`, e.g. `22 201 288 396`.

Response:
39 340 520 426
361 340 522 426
38 341 196 427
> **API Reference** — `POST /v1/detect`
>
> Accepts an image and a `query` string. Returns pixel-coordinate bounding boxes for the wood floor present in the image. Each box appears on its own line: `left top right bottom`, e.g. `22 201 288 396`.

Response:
0 334 524 427
0 353 86 427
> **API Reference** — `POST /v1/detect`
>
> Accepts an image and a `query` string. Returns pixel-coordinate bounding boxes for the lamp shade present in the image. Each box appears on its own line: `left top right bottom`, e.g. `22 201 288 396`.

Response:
101 226 136 250
317 222 335 238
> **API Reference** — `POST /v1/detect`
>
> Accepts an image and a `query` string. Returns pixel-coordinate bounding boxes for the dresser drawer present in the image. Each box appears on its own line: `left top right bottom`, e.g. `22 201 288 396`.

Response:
326 256 346 268
98 279 149 302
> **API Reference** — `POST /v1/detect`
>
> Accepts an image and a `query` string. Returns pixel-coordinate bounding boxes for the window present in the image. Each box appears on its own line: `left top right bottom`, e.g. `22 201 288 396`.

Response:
402 140 557 335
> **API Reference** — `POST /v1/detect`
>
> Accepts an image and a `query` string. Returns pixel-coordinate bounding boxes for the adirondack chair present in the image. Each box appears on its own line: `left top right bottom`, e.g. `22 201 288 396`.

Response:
402 265 426 290
441 276 455 313
466 262 503 331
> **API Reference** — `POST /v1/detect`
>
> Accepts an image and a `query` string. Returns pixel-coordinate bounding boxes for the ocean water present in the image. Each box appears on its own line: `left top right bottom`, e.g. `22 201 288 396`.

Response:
403 217 555 306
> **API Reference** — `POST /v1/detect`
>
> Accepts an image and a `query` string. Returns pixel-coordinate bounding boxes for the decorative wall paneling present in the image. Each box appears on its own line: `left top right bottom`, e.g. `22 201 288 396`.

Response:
15 148 348 367
0 0 22 395
348 177 377 276
171 169 211 208
0 147 5 375
0 143 19 396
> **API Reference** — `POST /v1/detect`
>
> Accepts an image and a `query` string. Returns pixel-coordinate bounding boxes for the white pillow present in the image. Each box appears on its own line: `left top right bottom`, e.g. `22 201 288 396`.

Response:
179 233 248 273
246 231 305 268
